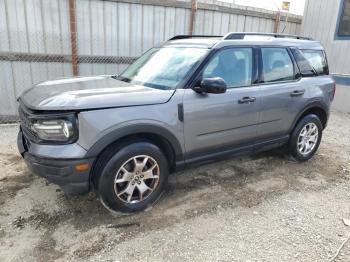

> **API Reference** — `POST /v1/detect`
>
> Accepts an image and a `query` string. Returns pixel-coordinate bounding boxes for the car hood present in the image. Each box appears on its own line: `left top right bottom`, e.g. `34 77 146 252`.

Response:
20 75 175 111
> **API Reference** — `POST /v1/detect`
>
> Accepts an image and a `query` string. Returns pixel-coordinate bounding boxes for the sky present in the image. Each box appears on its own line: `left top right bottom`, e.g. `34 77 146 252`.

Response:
221 0 306 15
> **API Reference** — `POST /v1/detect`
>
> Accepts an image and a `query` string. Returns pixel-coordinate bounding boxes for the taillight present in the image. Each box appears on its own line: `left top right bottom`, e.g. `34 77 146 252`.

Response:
331 82 336 101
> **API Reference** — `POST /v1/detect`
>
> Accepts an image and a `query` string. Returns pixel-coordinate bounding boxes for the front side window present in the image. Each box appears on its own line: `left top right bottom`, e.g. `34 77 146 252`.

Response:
119 47 208 90
337 0 350 37
261 48 294 83
301 50 328 75
202 48 253 88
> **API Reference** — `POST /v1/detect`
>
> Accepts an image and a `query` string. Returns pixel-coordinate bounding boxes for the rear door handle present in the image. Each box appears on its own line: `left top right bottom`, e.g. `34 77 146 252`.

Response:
290 90 305 97
238 96 256 104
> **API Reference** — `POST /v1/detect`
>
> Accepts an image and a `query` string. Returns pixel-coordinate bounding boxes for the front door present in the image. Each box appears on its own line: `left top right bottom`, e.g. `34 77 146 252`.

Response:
183 47 261 160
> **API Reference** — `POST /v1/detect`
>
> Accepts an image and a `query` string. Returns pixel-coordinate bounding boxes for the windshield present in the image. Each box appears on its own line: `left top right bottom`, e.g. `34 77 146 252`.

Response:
118 47 208 90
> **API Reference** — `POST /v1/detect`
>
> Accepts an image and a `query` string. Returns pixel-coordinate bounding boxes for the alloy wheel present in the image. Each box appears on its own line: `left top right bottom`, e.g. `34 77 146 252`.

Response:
114 155 160 204
297 122 319 156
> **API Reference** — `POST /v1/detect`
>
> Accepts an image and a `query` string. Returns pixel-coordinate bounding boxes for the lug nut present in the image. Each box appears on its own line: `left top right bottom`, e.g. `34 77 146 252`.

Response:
137 181 141 184
140 175 144 178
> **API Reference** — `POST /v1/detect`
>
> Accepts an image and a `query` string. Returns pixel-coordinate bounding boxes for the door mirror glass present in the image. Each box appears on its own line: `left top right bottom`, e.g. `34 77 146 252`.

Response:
194 77 227 94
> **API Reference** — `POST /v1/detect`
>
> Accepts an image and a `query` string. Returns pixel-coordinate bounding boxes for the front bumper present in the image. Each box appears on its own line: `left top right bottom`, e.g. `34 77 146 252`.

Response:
18 131 94 195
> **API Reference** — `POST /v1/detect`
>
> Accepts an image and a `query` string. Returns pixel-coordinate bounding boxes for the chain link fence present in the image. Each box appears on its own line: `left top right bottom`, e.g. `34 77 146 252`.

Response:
0 0 302 124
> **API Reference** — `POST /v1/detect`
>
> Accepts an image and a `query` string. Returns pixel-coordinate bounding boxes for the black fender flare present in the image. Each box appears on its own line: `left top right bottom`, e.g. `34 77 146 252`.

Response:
289 100 329 133
84 123 184 162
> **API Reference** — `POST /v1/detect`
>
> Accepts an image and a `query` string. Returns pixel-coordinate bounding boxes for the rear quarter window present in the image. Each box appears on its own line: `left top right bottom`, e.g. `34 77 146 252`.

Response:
301 50 329 75
290 48 315 77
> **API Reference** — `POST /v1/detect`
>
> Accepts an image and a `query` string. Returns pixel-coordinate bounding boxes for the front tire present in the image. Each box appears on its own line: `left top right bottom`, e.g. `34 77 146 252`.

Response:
96 142 168 213
288 114 323 161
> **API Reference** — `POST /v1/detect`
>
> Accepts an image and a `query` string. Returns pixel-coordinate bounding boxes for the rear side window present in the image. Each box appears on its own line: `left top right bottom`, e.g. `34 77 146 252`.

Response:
290 48 315 77
261 48 294 83
301 50 329 75
202 48 253 88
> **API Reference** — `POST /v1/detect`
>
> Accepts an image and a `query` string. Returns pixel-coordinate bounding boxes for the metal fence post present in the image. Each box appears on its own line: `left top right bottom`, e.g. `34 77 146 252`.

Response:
274 11 281 33
189 0 197 35
69 0 79 76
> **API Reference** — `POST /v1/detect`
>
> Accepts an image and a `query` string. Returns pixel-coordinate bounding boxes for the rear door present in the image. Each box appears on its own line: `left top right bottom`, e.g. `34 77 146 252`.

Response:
183 47 261 159
257 47 307 139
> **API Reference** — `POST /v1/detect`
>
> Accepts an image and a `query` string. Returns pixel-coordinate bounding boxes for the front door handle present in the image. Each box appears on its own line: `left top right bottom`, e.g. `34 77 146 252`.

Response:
238 96 256 104
290 89 305 97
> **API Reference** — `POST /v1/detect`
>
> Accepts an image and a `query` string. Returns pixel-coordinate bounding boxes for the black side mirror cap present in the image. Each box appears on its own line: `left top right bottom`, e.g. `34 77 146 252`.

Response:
194 77 227 94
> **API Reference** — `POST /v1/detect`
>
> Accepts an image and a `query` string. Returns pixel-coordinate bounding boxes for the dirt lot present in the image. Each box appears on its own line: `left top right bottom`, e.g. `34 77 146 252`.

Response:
0 111 349 262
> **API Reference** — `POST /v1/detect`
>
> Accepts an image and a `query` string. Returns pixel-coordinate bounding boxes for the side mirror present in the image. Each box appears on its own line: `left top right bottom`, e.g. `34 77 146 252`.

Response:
194 77 227 94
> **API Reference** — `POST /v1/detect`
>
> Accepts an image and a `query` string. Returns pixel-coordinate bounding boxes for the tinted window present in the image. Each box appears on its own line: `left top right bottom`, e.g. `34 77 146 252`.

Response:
202 48 252 88
291 48 315 77
301 50 328 75
338 0 350 36
261 48 294 83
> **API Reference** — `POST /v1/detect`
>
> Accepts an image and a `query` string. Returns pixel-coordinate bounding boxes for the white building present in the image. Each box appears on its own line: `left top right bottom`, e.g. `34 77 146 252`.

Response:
301 0 350 112
301 0 350 75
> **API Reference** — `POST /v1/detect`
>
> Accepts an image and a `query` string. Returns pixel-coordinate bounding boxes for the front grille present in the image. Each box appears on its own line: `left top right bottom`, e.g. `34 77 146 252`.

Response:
18 106 38 142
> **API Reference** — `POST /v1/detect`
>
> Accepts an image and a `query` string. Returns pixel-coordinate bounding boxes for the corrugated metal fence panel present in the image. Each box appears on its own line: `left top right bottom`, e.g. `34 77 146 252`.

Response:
0 1 15 116
193 9 300 35
76 0 191 76
301 0 350 74
0 0 302 118
8 0 71 75
0 0 72 116
0 0 10 52
0 62 16 115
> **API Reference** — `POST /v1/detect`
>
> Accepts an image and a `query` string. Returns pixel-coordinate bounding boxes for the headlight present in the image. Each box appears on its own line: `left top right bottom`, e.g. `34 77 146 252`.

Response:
32 119 75 142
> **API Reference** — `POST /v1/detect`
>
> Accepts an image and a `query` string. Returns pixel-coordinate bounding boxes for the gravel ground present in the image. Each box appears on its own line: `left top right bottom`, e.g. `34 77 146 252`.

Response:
0 111 349 262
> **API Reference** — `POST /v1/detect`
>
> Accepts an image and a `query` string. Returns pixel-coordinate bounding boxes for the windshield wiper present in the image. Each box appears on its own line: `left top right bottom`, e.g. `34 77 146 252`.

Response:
111 75 131 82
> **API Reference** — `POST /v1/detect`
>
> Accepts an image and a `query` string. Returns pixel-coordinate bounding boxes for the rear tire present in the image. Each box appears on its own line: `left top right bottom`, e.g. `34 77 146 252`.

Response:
288 114 323 162
95 142 168 213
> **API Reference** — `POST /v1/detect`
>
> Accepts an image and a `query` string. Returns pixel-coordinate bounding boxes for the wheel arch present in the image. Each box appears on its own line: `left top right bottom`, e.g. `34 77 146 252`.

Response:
86 124 184 177
290 101 329 132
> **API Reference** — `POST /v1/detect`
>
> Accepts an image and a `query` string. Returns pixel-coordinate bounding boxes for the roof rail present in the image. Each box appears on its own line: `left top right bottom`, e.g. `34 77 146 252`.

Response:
169 35 223 41
223 32 312 40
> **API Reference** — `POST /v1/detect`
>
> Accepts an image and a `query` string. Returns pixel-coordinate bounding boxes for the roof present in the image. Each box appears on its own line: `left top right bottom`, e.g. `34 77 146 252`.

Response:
215 38 323 50
163 38 222 48
163 33 324 50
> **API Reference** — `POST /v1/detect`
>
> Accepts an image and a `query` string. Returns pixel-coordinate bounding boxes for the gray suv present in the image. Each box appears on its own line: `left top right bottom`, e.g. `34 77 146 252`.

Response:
17 33 336 213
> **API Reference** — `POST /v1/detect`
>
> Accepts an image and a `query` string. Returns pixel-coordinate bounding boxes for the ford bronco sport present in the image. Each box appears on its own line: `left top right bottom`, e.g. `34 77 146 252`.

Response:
17 33 336 213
